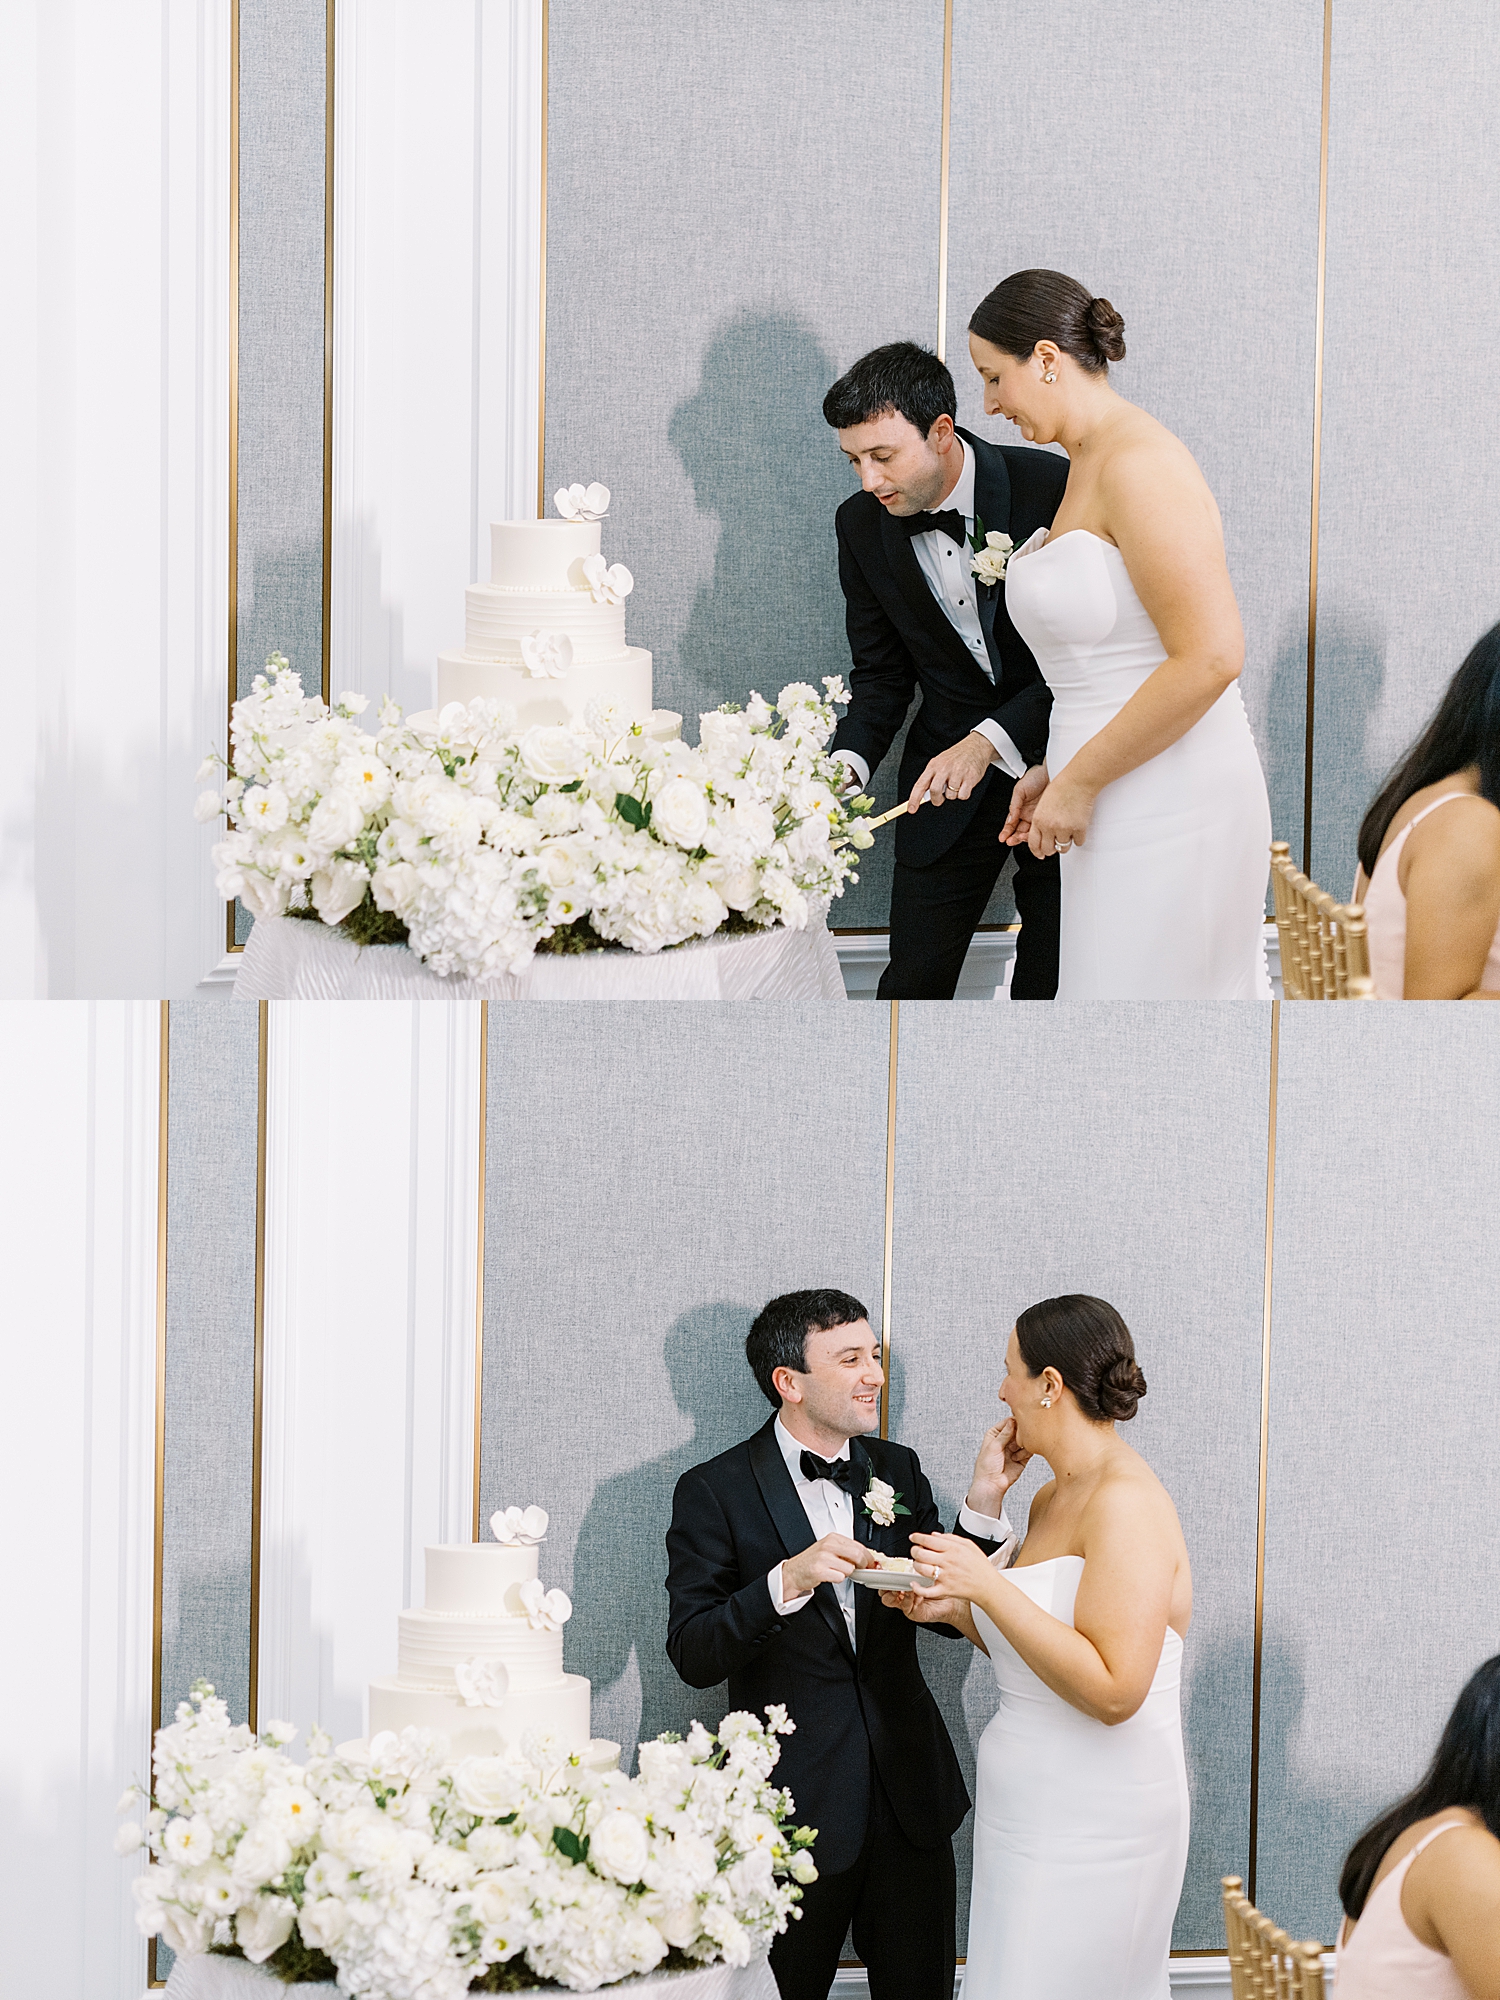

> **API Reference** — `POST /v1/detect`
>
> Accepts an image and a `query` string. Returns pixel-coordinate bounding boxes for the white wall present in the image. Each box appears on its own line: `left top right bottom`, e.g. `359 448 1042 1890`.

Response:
330 0 544 713
0 1004 162 1998
255 1002 483 1740
0 6 231 1000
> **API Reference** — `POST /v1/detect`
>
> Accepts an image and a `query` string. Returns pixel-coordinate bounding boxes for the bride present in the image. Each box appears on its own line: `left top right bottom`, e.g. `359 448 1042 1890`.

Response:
969 269 1272 998
882 1295 1191 2000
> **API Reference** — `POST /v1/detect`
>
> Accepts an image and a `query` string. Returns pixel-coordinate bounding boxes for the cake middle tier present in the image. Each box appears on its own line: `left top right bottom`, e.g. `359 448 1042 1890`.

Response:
397 1608 565 1692
464 584 627 664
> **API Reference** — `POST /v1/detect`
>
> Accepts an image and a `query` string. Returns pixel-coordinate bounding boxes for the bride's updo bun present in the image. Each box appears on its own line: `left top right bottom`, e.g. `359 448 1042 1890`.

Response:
969 270 1126 373
1014 1295 1148 1422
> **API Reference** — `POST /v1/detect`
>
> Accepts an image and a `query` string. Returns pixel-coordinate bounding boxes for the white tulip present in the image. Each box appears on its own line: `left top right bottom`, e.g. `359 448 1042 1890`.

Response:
233 1893 297 1963
157 1906 214 1956
296 1895 349 1952
310 858 370 926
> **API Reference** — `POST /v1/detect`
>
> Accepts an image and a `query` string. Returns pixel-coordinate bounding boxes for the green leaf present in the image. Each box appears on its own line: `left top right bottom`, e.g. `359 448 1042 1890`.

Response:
556 779 582 793
551 1825 590 1865
615 792 652 830
892 1502 911 1517
968 513 987 553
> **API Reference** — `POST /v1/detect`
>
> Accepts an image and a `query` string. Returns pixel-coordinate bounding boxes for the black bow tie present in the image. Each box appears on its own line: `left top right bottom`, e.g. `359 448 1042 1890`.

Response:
901 506 968 545
800 1450 864 1494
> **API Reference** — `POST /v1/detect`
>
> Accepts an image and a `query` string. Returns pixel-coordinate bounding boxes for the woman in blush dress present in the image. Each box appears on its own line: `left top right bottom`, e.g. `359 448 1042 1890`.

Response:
968 269 1272 998
881 1296 1191 2000
1334 1653 1500 1997
1354 622 1500 998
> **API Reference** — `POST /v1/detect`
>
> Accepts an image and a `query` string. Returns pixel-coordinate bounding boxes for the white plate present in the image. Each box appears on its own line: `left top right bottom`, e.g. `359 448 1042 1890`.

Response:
850 1567 942 1593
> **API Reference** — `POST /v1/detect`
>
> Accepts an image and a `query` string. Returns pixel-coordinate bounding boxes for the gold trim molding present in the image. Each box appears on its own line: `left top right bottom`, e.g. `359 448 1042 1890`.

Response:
472 1002 490 1541
879 1001 900 1438
535 0 550 519
1247 1000 1281 1903
248 1002 270 1730
935 0 954 362
148 1003 171 1990
1302 0 1333 875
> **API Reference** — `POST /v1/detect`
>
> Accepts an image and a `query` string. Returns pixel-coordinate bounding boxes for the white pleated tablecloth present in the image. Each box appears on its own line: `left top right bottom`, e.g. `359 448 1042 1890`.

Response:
232 914 845 1002
157 1947 778 2000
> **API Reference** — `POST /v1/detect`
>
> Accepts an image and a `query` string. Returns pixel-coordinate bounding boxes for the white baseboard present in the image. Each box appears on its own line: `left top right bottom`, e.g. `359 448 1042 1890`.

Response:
829 1959 1235 1997
833 924 1283 1001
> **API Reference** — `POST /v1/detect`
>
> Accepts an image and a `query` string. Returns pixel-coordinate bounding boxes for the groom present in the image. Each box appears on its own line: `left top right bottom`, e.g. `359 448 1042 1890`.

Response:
823 341 1069 999
665 1289 1018 2000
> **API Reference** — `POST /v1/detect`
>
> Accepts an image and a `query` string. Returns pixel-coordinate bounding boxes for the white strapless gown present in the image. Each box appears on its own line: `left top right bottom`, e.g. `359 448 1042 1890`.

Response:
1004 528 1273 998
964 1556 1189 2000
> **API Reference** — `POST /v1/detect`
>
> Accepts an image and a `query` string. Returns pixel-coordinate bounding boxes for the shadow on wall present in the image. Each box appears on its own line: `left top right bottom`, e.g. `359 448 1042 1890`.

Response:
1255 1630 1366 1948
1311 609 1390 894
570 1303 773 1771
667 312 914 928
667 313 857 721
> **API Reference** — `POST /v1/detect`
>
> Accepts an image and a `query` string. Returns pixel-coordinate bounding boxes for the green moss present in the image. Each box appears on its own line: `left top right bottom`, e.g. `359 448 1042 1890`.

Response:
208 1933 338 1985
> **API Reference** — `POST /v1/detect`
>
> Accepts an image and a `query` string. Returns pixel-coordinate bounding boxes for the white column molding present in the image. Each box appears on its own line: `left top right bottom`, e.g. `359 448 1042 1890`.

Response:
257 1002 483 1740
0 1003 163 1999
330 0 545 712
2 5 231 998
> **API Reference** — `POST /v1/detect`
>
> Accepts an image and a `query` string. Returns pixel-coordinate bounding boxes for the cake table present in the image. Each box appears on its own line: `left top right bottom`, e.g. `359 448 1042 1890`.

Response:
232 913 845 1001
160 1948 779 2000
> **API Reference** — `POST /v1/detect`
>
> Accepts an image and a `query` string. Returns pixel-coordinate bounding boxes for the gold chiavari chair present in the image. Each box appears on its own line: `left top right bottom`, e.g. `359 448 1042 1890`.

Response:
1222 1875 1328 1999
1269 842 1377 999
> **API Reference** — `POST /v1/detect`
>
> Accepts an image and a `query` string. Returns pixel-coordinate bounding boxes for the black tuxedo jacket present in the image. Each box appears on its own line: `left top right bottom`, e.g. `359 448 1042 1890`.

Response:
665 1415 993 1874
829 429 1070 868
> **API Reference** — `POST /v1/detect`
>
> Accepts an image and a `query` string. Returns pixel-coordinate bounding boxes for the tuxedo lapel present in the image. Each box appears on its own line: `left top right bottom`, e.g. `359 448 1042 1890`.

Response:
747 1419 855 1665
878 506 978 678
966 431 1013 667
849 1437 876 1652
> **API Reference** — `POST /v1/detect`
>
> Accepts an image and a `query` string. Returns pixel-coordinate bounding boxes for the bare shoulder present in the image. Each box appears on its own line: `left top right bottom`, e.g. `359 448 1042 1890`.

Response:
1087 1448 1184 1541
1410 788 1500 863
1098 421 1220 532
1027 1478 1059 1522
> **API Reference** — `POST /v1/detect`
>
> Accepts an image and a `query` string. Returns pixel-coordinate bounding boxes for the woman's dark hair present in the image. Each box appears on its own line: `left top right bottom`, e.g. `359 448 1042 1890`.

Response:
969 269 1126 374
822 341 957 438
1356 621 1500 877
1014 1294 1146 1422
745 1288 870 1407
1339 1654 1500 1919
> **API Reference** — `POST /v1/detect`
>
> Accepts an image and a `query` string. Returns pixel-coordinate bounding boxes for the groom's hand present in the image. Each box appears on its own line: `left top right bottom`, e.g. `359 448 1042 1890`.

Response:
782 1534 875 1599
907 732 994 815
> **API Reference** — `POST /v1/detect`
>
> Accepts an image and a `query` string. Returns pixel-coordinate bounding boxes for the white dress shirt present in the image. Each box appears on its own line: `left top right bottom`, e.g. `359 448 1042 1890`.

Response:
837 439 1029 791
766 1413 1020 1647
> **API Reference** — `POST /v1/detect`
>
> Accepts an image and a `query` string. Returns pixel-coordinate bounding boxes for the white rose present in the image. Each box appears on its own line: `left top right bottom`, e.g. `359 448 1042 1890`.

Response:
310 857 369 925
306 789 367 849
590 1807 649 1884
452 1755 524 1817
517 725 588 783
233 1893 296 1963
157 1906 214 1956
235 870 291 920
652 777 709 849
296 1895 349 1952
229 1822 292 1887
727 1845 775 1900
654 1900 703 1948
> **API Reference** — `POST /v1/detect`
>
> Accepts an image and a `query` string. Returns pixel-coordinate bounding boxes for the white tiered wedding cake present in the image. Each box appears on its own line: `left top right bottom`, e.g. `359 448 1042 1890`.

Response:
365 1505 617 1765
436 482 675 734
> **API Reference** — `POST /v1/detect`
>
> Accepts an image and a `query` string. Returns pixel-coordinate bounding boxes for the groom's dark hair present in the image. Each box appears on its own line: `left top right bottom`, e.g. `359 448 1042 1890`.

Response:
822 342 956 438
746 1288 869 1407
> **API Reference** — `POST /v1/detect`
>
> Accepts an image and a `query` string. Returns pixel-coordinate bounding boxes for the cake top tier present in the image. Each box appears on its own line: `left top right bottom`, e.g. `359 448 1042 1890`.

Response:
425 1542 539 1614
489 520 600 591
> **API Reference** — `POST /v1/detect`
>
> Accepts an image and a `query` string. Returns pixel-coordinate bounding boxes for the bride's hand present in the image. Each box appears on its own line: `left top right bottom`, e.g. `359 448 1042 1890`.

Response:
1026 773 1097 858
968 1417 1031 1515
879 1586 971 1627
907 1531 999 1605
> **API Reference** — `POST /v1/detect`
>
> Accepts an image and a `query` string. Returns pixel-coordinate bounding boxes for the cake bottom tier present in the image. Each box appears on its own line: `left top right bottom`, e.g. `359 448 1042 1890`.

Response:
437 645 655 730
367 1672 592 1759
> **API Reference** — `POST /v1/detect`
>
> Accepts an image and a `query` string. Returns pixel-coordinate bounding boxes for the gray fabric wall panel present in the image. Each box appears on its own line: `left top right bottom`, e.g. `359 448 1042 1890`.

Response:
481 1007 891 1766
237 0 326 702
543 1 945 929
1310 0 1500 892
890 1007 1270 1952
947 0 1324 891
161 1003 261 1735
1257 1011 1500 1944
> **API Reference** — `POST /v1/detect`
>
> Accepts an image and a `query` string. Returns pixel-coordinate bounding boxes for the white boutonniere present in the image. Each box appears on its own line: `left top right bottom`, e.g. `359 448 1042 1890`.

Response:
969 529 1015 588
862 1475 911 1528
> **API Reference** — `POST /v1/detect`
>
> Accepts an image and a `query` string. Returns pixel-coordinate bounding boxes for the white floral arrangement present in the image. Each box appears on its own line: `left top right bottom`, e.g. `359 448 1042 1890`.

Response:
200 657 874 980
119 1682 817 1996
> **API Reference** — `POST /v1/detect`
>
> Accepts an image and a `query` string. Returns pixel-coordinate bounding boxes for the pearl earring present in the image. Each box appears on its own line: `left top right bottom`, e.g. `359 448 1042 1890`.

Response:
1043 371 1056 383
1040 1397 1051 1408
